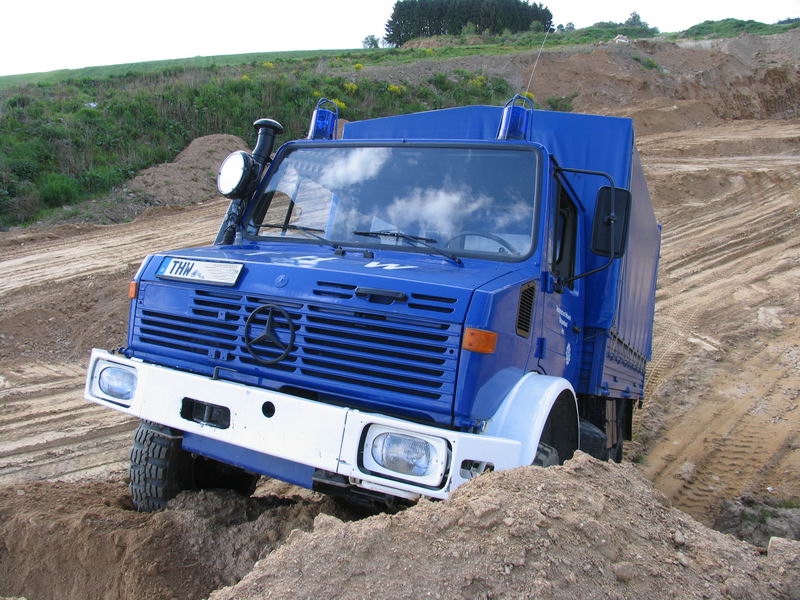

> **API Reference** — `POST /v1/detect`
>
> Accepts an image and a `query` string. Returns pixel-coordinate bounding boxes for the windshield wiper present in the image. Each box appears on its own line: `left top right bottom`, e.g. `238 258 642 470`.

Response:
256 223 340 251
354 230 462 266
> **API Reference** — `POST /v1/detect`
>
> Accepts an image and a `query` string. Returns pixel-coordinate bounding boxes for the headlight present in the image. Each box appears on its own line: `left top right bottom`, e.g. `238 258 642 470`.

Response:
363 425 449 487
94 363 137 404
371 433 432 476
217 151 255 198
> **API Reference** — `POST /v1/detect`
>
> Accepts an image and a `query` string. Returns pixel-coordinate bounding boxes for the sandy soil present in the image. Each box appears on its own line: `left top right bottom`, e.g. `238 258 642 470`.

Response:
636 119 800 523
1 33 799 600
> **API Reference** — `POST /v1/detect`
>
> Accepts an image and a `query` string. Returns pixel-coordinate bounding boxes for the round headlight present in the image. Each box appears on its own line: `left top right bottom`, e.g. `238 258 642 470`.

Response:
98 366 137 401
217 151 255 198
371 432 434 477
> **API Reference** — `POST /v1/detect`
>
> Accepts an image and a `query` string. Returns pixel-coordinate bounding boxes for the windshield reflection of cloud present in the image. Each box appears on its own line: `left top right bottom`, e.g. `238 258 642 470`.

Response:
387 185 491 237
320 148 391 189
491 198 530 229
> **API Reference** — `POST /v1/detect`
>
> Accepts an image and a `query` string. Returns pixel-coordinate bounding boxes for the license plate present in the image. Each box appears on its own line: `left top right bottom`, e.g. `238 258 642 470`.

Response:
156 257 243 286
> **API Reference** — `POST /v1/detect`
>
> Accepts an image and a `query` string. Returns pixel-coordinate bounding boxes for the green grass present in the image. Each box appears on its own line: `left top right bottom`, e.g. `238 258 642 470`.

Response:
0 61 512 225
682 18 800 38
0 49 367 91
545 92 579 112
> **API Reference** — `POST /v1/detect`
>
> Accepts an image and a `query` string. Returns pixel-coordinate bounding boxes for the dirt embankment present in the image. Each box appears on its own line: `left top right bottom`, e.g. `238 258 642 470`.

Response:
358 29 800 134
1 454 797 600
0 480 362 600
636 119 800 522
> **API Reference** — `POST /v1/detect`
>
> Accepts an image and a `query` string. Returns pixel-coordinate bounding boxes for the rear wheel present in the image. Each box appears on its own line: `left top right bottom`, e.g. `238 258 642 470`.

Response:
609 436 624 463
129 420 260 511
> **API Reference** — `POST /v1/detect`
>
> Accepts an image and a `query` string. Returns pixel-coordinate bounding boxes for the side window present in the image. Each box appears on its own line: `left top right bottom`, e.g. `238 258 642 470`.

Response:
552 184 577 289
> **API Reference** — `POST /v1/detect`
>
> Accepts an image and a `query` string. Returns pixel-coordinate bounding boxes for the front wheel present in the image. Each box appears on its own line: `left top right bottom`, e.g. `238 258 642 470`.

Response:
533 441 560 467
129 420 260 511
129 420 194 512
532 391 578 467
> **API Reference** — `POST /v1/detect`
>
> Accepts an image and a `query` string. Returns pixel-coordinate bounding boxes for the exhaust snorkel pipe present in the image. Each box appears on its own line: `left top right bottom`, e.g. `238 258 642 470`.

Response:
216 118 284 246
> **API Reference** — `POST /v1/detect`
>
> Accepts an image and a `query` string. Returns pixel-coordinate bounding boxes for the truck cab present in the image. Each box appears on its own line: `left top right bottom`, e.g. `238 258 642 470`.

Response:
85 98 660 510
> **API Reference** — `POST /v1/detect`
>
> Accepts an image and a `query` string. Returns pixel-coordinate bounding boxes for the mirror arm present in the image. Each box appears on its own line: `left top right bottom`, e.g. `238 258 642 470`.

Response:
553 167 618 289
559 248 614 287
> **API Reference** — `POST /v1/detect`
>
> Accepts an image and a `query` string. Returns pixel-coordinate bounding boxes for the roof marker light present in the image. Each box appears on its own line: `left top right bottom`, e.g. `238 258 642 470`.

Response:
497 94 534 141
308 98 339 140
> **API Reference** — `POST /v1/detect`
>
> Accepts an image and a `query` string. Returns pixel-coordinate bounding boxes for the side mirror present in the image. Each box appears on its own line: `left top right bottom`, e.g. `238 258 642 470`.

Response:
592 186 631 258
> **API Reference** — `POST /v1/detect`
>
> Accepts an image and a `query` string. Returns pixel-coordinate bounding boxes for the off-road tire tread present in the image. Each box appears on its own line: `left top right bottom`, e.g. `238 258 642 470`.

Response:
129 420 191 512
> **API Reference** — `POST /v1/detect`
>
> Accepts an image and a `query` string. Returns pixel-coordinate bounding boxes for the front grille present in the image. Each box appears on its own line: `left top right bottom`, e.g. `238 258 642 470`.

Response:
133 287 461 405
313 280 457 314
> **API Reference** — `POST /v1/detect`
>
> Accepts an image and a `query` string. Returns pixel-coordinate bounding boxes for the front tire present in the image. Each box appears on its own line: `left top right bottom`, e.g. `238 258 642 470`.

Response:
533 391 578 467
129 420 260 511
129 420 194 512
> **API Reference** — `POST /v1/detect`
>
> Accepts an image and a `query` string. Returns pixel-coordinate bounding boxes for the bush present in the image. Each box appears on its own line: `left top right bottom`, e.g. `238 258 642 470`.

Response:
79 165 125 193
632 55 660 70
37 173 81 207
546 92 578 112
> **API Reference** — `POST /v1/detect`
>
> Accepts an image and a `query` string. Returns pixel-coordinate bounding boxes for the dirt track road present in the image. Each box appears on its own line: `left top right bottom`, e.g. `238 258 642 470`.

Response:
638 120 800 522
1 121 799 524
0 201 228 484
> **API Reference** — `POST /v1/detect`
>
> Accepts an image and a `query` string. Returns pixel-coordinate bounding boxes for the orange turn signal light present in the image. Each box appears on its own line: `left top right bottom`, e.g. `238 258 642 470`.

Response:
462 328 498 354
128 281 139 300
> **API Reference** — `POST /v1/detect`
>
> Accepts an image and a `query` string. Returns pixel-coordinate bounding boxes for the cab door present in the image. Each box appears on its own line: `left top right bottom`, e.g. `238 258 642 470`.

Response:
537 180 583 381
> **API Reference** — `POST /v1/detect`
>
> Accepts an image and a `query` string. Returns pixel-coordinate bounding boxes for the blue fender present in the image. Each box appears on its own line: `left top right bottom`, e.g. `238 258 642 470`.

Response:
483 373 578 466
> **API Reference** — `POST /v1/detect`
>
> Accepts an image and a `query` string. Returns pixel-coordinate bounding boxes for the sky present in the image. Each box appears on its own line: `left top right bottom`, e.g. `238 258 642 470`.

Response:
1 0 798 77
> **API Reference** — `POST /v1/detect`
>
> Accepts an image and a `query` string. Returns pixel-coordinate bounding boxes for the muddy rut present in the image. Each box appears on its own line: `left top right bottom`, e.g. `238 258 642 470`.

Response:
638 119 800 522
0 201 228 485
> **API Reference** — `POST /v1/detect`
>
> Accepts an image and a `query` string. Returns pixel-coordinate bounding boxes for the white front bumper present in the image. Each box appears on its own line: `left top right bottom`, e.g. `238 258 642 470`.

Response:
85 349 522 499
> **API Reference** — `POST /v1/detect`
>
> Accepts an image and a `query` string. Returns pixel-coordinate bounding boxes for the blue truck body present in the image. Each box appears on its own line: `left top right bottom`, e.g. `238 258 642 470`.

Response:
86 102 660 507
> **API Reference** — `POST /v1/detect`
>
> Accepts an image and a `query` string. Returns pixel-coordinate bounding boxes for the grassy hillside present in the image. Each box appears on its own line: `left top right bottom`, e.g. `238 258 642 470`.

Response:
0 57 511 225
1 17 796 227
0 50 365 92
682 18 799 38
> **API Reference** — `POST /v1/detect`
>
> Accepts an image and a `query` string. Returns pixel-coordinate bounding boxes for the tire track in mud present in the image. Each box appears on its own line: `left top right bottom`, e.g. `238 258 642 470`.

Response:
0 200 226 296
0 203 229 484
639 119 800 523
0 363 136 485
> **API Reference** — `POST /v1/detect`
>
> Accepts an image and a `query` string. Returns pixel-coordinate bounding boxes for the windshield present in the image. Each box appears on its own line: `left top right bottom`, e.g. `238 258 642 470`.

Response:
246 144 540 260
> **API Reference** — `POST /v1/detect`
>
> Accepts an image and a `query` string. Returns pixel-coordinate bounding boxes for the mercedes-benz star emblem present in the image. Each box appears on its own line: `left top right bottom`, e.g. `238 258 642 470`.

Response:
243 304 296 365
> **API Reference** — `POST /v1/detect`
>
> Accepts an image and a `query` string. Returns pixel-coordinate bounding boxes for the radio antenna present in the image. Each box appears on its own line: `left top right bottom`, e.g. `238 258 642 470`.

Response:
524 26 552 98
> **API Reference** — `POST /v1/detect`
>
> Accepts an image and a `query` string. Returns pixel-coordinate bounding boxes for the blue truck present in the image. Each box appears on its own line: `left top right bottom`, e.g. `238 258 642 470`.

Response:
85 97 660 510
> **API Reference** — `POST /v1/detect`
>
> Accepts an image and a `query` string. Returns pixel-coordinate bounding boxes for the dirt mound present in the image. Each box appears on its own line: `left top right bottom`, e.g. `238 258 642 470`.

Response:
715 496 800 548
2 455 796 600
125 134 247 207
358 31 800 134
0 480 360 600
208 453 794 600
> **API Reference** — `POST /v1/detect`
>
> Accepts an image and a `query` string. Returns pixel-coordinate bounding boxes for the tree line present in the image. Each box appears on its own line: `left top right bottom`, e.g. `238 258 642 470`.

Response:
384 0 553 46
